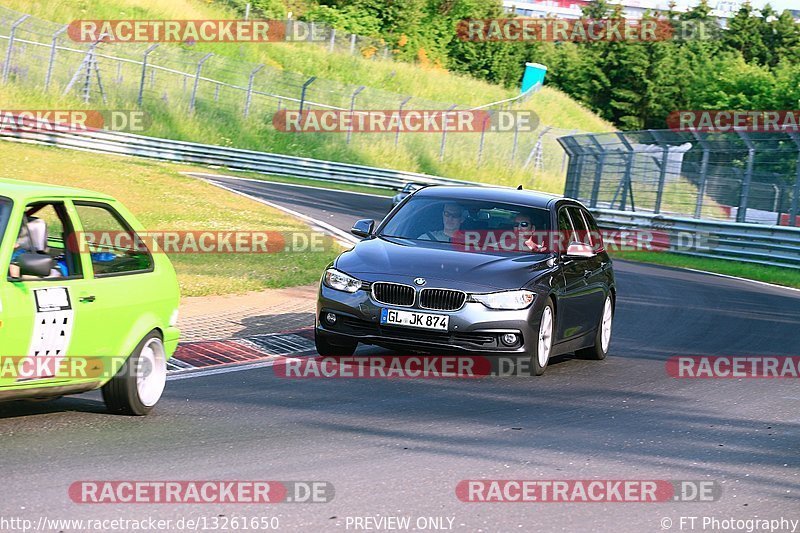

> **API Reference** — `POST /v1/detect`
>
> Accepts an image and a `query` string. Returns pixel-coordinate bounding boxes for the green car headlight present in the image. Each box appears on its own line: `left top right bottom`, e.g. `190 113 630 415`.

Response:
323 268 361 293
472 290 535 310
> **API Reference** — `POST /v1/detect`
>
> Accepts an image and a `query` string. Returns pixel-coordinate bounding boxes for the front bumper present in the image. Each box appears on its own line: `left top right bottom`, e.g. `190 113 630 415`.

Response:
317 283 540 354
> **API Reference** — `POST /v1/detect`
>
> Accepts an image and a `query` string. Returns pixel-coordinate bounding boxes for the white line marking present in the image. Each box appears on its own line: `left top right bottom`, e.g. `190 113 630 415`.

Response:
678 267 800 295
200 178 360 246
166 354 311 381
183 171 393 199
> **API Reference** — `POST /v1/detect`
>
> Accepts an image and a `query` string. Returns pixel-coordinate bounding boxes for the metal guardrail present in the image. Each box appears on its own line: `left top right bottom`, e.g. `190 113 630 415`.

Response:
0 121 477 190
592 208 800 270
1 120 798 271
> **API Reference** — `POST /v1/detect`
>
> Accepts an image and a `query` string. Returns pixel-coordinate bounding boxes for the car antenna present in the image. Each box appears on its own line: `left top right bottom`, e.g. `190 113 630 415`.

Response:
517 185 523 190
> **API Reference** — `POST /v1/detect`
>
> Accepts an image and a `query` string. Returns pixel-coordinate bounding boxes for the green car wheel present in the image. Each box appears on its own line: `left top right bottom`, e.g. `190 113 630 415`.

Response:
102 331 167 416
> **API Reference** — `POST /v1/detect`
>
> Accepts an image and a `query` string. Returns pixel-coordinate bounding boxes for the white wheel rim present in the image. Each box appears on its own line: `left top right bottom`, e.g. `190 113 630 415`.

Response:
136 338 167 407
600 297 613 353
538 306 553 368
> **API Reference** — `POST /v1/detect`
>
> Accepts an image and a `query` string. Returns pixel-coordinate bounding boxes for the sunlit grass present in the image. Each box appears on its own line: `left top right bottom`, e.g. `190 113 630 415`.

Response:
0 141 340 296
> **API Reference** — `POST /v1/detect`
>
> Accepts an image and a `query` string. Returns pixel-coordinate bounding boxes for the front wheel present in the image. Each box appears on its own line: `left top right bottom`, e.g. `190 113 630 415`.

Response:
577 294 613 360
528 298 555 376
102 332 167 416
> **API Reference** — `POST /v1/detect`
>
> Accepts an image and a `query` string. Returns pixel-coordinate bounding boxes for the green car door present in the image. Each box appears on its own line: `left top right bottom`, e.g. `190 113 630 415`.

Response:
0 197 102 389
68 200 179 370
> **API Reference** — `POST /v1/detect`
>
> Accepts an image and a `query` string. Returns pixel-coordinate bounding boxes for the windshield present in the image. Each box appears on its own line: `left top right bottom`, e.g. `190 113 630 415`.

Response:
379 196 551 254
0 197 11 249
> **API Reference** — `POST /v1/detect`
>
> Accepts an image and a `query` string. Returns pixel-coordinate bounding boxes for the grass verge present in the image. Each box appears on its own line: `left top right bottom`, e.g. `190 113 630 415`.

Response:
0 141 340 296
610 250 800 289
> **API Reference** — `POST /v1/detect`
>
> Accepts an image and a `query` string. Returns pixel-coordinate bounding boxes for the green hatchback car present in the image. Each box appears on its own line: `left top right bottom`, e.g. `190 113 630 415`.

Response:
0 179 180 415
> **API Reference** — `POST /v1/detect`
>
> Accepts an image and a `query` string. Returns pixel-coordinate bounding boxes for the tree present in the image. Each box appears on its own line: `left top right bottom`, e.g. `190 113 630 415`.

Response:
724 2 769 65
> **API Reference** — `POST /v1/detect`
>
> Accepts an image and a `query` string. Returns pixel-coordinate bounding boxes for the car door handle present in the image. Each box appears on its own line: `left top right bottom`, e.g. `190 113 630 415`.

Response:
80 295 96 303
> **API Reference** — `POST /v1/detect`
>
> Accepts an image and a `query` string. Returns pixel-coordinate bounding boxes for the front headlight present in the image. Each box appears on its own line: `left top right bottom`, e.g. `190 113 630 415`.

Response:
323 268 361 293
472 290 535 310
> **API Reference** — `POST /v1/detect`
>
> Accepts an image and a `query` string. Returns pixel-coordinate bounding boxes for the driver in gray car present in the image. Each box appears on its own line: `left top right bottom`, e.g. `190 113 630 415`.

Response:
418 202 465 242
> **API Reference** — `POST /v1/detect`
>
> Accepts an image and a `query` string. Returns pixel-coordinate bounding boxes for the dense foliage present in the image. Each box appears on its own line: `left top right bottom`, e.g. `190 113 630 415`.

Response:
225 0 800 130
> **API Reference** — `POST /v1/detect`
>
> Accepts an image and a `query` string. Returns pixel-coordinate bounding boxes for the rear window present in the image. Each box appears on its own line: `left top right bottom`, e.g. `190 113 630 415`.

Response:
0 197 11 248
74 203 154 276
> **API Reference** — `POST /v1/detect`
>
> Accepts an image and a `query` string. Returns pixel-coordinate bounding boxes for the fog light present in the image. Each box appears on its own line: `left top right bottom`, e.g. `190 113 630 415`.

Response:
324 312 337 325
500 333 519 346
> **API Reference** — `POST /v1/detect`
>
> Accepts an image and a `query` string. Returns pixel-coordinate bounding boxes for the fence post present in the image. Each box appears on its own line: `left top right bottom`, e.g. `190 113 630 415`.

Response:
562 129 577 173
329 28 336 52
523 125 550 169
477 111 495 167
349 34 356 55
736 131 755 223
587 134 606 208
138 43 159 107
45 25 68 91
510 117 520 163
789 132 800 227
650 130 669 214
616 133 635 211
439 105 457 162
3 15 30 84
564 142 584 199
190 53 213 112
558 139 577 197
63 35 102 98
346 86 365 144
691 132 711 219
298 76 316 120
395 96 411 147
243 64 264 118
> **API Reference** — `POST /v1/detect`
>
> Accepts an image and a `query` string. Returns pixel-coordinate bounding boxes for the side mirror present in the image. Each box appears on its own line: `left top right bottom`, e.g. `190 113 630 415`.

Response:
17 252 55 278
565 242 595 259
351 219 375 238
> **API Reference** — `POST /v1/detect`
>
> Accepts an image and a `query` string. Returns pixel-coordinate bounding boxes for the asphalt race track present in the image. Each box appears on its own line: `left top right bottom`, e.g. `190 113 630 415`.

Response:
1 175 798 532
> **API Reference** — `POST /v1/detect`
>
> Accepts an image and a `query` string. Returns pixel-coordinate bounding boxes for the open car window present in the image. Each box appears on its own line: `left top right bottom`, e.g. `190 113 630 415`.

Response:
0 197 10 249
8 201 83 281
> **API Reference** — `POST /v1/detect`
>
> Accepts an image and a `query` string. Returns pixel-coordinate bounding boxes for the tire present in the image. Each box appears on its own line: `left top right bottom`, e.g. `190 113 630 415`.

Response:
315 329 357 357
102 331 167 416
577 294 613 361
528 297 555 376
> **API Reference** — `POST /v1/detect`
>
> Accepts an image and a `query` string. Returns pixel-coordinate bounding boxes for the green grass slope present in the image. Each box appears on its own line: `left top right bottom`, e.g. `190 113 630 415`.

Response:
0 0 611 192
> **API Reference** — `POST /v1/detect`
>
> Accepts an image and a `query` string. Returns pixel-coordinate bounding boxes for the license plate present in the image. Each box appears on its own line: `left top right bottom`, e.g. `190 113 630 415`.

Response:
380 308 449 331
